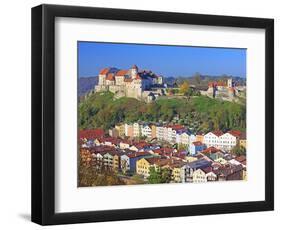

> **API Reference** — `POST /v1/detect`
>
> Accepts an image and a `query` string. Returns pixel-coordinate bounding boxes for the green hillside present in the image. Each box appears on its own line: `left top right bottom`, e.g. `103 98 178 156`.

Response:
79 92 246 132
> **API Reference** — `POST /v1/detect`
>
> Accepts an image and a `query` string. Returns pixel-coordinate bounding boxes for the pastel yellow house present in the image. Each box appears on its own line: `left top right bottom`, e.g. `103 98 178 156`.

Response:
115 123 125 137
151 124 157 139
170 163 186 183
113 154 120 172
136 158 152 178
195 134 204 143
240 139 247 149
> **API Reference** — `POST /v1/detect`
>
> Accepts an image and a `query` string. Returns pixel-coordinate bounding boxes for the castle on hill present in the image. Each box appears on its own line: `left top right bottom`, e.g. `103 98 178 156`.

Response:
95 65 164 101
205 78 236 99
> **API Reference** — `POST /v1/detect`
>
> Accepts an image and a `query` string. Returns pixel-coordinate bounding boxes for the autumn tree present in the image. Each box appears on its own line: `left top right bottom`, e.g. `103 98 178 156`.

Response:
179 81 189 95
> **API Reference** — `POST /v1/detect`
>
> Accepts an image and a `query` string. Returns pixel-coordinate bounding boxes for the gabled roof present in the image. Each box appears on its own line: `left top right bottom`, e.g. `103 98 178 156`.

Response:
99 68 110 75
211 130 224 137
79 129 105 140
145 157 161 164
201 146 221 154
227 130 242 138
127 152 150 158
116 70 128 76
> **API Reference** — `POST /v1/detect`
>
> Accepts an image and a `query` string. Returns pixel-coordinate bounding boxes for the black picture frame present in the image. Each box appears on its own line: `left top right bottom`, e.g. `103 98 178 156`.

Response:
31 4 274 225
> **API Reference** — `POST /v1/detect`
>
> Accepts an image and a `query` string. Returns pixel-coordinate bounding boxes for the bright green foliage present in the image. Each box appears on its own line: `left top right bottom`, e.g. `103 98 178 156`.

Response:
79 92 246 132
147 167 171 184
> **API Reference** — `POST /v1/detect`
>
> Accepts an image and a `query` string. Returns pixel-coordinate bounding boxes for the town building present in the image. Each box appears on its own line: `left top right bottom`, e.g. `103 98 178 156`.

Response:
185 159 212 182
115 124 125 137
141 124 152 138
125 123 134 137
189 141 206 155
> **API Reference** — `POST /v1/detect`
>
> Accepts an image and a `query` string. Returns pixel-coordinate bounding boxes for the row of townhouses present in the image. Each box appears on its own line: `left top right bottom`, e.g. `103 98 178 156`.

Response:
111 122 246 152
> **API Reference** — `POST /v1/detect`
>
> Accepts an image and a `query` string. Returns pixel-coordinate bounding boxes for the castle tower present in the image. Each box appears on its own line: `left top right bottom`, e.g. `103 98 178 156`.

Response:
131 64 138 79
227 78 233 88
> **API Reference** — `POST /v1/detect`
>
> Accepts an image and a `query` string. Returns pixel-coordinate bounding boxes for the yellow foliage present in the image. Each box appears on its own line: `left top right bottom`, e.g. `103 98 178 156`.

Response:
179 81 189 94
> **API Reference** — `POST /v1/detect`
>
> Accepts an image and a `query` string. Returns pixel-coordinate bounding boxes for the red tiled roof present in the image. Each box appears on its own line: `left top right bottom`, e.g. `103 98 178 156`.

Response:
170 124 185 130
116 70 128 76
145 157 160 164
153 149 173 155
201 146 220 154
133 142 150 149
79 129 105 140
99 68 109 75
208 81 226 87
211 130 224 137
127 152 150 158
228 130 242 138
124 78 133 82
106 73 115 81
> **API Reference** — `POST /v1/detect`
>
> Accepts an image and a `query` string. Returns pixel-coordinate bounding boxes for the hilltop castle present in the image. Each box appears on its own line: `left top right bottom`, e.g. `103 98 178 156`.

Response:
95 65 164 101
206 78 236 99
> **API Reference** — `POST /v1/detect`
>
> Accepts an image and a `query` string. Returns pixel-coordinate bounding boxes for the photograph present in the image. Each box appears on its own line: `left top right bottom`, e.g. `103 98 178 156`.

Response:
78 42 247 187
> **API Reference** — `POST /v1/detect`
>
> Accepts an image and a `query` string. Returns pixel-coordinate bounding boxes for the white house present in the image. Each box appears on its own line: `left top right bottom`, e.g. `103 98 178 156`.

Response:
103 152 114 168
219 131 239 151
203 131 223 149
156 126 164 140
141 125 152 138
176 132 190 146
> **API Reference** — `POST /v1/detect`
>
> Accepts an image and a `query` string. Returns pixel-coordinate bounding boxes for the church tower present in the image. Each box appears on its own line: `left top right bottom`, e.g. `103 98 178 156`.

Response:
131 64 138 79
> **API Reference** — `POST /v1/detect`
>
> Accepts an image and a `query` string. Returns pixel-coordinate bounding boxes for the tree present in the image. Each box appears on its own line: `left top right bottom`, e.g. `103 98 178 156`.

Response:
147 167 162 184
231 144 246 156
147 167 171 184
179 81 189 95
194 72 201 85
78 159 125 186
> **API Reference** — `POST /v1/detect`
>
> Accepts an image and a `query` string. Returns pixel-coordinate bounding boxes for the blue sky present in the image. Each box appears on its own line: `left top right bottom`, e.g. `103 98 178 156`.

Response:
78 41 246 78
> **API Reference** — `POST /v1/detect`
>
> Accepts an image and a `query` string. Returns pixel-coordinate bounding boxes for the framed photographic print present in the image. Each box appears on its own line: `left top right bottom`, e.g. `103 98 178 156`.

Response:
31 4 274 225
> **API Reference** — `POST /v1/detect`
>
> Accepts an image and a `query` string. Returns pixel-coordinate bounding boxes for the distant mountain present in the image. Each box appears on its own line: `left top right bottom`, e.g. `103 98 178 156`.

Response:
78 76 98 97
